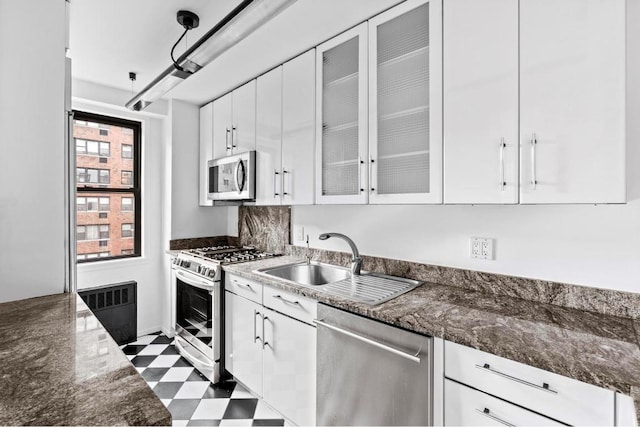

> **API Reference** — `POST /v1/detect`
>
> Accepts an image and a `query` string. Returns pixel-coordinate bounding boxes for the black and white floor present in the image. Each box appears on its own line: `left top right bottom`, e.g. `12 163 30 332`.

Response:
121 333 285 426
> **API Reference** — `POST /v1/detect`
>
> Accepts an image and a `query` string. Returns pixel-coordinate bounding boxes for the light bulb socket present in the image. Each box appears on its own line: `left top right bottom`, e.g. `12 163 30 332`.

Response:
129 72 136 81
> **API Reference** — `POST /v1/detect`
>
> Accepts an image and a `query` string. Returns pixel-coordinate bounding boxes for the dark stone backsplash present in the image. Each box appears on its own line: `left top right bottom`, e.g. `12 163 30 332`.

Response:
169 235 240 250
238 206 290 254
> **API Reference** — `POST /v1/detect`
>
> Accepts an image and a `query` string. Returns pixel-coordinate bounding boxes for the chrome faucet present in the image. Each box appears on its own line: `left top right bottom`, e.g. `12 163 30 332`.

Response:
318 232 362 275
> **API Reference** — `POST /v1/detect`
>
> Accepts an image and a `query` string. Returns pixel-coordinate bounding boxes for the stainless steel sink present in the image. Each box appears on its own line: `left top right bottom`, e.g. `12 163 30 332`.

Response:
256 261 351 286
254 261 423 305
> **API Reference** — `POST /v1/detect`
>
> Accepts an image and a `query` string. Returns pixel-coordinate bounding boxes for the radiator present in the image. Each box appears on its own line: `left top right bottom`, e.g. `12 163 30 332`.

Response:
79 281 137 345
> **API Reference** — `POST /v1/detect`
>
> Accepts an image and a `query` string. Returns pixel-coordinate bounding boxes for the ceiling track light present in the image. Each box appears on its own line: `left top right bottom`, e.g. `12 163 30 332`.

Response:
126 0 297 111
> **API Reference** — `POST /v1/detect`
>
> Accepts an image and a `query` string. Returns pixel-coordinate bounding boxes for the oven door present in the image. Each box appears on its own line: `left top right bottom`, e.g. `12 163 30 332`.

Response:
174 269 215 359
207 150 256 201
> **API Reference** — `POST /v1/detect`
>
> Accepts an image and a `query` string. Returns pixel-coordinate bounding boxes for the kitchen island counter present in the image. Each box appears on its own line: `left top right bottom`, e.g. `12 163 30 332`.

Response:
225 255 640 422
0 293 171 426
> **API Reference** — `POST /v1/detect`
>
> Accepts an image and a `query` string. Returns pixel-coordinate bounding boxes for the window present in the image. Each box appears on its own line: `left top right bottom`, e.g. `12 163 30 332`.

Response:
121 197 133 211
122 144 133 159
77 168 110 185
121 170 133 186
121 223 134 238
74 110 141 263
77 225 109 241
76 139 110 157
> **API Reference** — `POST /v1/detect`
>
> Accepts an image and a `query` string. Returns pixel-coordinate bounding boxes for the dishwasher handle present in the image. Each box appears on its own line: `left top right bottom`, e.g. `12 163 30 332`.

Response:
313 319 422 364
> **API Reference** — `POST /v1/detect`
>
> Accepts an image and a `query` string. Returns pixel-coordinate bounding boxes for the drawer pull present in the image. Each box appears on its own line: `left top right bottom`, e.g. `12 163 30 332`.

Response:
475 408 515 427
475 363 557 394
273 295 301 305
233 280 254 292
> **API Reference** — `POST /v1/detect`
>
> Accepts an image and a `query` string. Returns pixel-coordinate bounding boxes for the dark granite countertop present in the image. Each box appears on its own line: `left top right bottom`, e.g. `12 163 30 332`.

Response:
224 256 640 419
0 293 171 426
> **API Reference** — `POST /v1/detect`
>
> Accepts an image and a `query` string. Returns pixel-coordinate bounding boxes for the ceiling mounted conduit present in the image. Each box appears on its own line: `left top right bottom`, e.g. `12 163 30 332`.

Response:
126 0 297 111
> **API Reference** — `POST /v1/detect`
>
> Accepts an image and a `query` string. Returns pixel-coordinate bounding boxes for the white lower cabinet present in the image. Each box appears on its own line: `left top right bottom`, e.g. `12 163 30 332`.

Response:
444 341 615 426
262 308 316 426
224 291 263 396
445 379 562 426
224 274 316 426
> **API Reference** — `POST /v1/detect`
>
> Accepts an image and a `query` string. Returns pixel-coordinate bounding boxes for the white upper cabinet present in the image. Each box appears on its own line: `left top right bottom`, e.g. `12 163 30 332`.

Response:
199 102 214 206
255 50 316 206
212 81 257 160
316 24 369 204
256 67 283 206
232 80 257 154
282 49 316 205
212 92 232 160
316 0 442 205
519 0 625 204
369 0 443 204
443 0 519 204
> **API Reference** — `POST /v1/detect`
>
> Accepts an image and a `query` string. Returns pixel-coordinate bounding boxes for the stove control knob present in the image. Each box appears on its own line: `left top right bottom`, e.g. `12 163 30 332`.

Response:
208 270 216 278
182 260 191 268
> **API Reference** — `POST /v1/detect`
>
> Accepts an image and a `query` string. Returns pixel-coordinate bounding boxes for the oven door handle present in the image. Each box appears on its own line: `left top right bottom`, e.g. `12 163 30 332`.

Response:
175 269 215 292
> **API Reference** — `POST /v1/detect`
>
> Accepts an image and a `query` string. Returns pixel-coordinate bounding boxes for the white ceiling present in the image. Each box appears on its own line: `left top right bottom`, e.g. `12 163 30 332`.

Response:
70 0 402 107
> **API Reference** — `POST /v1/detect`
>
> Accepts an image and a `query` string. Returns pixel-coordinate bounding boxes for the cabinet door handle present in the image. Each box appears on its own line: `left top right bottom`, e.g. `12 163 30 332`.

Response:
225 128 231 151
359 158 365 192
282 169 289 196
531 133 537 190
273 294 300 305
253 309 261 343
475 408 515 427
370 156 375 193
475 363 557 394
273 170 280 197
499 138 506 190
231 126 237 148
262 314 269 349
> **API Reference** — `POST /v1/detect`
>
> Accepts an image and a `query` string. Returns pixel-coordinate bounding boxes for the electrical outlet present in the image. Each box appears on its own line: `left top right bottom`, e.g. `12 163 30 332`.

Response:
470 237 494 260
295 225 305 242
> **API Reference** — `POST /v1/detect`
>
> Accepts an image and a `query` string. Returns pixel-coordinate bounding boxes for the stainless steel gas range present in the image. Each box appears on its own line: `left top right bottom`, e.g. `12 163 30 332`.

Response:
170 246 278 383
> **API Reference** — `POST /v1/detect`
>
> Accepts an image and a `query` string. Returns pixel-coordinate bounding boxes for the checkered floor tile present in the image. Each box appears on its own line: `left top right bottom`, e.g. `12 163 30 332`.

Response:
121 333 285 426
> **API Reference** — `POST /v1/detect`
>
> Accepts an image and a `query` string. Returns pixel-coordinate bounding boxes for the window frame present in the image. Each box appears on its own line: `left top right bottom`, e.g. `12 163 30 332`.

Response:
74 110 142 263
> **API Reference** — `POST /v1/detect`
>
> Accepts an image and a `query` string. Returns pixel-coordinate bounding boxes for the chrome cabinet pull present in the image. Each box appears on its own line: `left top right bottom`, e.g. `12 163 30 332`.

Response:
231 126 237 149
253 310 261 343
531 133 537 189
273 170 280 197
233 279 254 292
499 138 506 190
262 314 269 349
475 408 515 427
475 363 557 394
225 128 231 151
282 169 289 196
359 158 365 192
273 294 300 305
314 319 421 364
370 156 375 193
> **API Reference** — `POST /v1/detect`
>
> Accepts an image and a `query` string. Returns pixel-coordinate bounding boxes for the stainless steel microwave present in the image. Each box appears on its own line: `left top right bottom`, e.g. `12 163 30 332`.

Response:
207 150 256 201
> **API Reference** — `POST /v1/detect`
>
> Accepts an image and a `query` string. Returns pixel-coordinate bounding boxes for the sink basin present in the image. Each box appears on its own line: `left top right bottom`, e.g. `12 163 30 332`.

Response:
256 261 351 286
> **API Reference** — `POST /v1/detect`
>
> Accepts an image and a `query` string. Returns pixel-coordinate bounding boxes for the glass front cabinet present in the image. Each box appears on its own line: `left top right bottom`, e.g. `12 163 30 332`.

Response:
315 0 442 204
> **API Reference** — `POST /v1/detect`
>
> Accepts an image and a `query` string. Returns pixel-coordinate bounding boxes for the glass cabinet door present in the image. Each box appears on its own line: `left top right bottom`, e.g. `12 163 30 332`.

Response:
369 0 442 204
315 23 369 204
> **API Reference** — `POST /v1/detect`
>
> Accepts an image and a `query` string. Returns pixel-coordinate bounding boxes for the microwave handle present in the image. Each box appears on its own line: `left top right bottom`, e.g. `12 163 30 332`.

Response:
234 159 246 194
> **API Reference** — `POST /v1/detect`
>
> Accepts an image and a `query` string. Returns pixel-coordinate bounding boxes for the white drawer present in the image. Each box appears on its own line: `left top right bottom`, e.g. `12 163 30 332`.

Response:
225 274 263 304
263 285 317 325
444 379 562 426
445 341 614 426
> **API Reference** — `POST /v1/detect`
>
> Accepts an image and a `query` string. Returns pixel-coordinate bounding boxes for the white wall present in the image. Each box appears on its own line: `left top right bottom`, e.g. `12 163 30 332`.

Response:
169 99 232 239
293 202 640 293
0 1 67 303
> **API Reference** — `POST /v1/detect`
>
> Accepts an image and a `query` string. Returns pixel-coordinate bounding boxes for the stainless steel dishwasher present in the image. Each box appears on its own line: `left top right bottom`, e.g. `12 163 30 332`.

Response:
315 304 433 426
